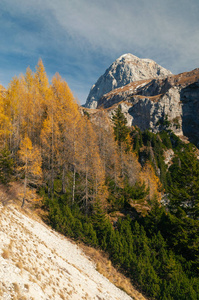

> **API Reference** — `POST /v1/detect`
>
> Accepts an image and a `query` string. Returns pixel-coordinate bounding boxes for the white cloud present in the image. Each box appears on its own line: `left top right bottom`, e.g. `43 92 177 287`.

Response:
43 0 199 72
2 0 199 69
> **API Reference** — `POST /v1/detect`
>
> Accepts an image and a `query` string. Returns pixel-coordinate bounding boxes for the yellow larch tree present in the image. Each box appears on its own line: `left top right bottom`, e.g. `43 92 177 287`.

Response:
6 76 28 153
5 61 50 151
122 151 141 185
80 116 107 213
40 91 59 199
18 136 42 207
23 67 38 142
89 109 122 188
34 58 49 99
0 86 11 147
140 162 162 202
41 73 77 199
6 74 37 150
23 59 52 146
51 73 85 202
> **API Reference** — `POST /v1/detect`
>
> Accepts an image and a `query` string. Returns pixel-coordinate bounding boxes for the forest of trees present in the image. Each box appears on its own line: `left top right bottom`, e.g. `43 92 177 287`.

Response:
0 60 199 299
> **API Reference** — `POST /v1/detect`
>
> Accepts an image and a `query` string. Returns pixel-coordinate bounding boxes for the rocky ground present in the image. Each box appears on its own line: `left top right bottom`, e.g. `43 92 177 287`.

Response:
0 201 146 300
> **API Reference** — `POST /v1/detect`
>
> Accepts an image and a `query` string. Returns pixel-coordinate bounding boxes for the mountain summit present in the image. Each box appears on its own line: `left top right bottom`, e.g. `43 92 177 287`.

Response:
85 53 172 108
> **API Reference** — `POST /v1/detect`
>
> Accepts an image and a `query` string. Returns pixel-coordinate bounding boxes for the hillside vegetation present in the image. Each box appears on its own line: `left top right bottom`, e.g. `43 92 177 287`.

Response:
0 61 199 299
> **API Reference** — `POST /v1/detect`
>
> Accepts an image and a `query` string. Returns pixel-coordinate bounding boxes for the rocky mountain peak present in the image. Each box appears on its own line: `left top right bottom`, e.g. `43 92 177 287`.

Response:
85 53 172 109
99 68 199 145
117 53 139 61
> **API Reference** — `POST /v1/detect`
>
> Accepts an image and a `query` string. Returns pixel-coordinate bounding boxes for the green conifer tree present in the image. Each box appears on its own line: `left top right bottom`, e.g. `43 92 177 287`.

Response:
0 147 14 184
111 105 130 150
168 146 199 219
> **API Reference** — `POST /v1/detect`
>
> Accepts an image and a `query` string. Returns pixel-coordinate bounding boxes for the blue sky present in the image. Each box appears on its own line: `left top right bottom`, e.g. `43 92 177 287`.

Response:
0 0 199 104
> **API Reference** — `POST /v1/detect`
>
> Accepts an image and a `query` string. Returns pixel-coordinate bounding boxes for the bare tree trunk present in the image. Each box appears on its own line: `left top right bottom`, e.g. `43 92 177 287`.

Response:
51 106 54 200
21 175 27 208
62 167 66 194
85 169 88 214
72 130 76 205
72 165 76 205
48 179 51 198
120 145 124 178
21 155 28 208
114 155 117 190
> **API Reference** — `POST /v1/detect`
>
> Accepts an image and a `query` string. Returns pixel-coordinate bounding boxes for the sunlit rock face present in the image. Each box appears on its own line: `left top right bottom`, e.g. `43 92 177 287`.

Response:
85 53 172 109
99 68 199 144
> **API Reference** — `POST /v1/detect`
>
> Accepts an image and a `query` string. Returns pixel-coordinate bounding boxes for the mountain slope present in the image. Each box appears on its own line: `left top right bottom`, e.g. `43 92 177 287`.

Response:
0 202 145 300
85 53 172 108
97 68 199 144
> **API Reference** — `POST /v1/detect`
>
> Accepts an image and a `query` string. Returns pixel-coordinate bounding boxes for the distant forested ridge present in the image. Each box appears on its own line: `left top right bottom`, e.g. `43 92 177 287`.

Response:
0 61 198 299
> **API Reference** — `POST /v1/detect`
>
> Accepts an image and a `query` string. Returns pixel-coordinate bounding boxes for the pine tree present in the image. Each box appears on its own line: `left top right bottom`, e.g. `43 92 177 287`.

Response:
0 147 14 184
112 105 130 149
168 146 199 219
112 105 131 178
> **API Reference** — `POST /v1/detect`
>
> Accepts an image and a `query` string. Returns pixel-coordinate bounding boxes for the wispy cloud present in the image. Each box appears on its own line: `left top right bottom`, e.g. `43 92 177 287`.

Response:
0 0 199 103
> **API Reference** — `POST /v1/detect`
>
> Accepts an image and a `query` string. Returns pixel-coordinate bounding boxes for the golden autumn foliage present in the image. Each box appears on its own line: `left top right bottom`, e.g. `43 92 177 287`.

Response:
0 88 11 146
140 162 162 202
18 136 42 177
18 135 42 207
0 59 162 213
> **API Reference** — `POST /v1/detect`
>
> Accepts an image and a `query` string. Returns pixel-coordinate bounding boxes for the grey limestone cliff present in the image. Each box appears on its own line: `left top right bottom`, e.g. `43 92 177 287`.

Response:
85 53 172 109
101 69 199 145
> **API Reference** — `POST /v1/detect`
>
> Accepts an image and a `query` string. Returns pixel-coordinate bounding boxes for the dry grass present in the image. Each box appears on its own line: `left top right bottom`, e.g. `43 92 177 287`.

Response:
59 291 66 300
13 282 20 294
36 274 41 281
24 284 29 291
29 275 37 284
17 296 27 300
81 244 147 300
16 261 23 270
8 239 14 250
1 248 10 259
67 289 73 296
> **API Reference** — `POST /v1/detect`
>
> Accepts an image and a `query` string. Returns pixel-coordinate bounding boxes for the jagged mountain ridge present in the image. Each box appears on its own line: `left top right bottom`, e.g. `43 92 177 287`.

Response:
85 53 172 109
98 68 199 145
84 53 199 145
98 68 199 107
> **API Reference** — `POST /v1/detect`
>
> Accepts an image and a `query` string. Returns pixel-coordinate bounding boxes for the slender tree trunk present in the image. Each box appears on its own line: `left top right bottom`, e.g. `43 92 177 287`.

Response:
21 175 27 208
114 154 117 190
72 131 76 205
48 179 51 198
95 174 98 200
62 167 66 194
85 168 88 214
21 154 28 208
51 156 54 199
120 145 124 178
51 106 54 200
72 165 76 205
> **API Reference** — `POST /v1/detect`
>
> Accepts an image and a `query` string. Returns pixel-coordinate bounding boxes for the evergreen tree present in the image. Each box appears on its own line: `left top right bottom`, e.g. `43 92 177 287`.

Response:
168 146 199 219
0 147 14 184
111 105 130 150
92 200 108 242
